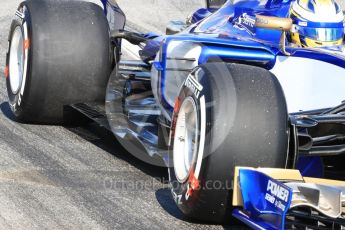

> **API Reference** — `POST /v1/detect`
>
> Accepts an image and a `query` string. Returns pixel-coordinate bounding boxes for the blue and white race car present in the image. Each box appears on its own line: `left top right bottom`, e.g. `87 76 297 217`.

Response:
5 0 345 228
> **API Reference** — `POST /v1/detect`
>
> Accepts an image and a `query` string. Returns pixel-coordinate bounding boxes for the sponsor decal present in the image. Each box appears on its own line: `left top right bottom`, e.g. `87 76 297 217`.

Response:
298 21 308 27
267 180 289 202
185 172 200 200
15 10 24 19
24 39 30 50
185 75 203 98
233 13 256 35
265 180 289 212
4 66 9 79
173 98 180 113
172 189 183 205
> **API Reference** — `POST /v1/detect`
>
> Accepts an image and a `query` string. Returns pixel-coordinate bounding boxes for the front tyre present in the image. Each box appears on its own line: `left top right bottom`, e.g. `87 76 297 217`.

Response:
169 63 289 223
6 0 112 123
6 14 29 119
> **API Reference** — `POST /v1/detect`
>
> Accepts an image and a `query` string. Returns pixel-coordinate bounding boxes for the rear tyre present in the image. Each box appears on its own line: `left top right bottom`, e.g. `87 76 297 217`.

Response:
169 63 289 223
6 0 111 124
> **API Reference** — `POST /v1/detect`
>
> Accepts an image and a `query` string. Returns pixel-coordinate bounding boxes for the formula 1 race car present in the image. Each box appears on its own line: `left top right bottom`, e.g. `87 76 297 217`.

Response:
5 0 345 228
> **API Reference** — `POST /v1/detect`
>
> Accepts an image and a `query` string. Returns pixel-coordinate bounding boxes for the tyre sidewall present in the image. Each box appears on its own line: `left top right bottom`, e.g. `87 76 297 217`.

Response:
6 4 32 119
169 69 214 217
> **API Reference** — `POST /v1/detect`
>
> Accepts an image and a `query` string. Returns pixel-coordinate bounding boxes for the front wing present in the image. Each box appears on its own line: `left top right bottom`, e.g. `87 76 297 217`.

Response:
232 167 345 229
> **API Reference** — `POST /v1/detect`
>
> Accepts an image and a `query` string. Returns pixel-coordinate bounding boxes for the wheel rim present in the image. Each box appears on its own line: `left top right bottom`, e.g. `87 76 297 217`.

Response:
173 97 198 183
9 26 24 94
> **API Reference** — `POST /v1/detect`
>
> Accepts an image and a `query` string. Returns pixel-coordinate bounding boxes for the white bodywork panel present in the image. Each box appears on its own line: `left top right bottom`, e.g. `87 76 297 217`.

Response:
271 56 345 113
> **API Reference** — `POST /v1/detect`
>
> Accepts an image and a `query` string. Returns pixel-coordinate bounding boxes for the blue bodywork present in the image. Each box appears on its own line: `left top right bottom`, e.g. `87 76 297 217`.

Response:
156 34 277 115
233 169 293 230
148 0 345 117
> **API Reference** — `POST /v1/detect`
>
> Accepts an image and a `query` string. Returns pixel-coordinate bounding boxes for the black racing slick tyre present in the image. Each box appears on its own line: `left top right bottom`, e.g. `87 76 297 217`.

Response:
169 63 289 223
5 0 111 123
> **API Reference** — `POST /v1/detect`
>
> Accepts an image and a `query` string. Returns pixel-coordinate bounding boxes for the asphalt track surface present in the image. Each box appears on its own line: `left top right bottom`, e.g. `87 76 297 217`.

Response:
0 1 242 229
